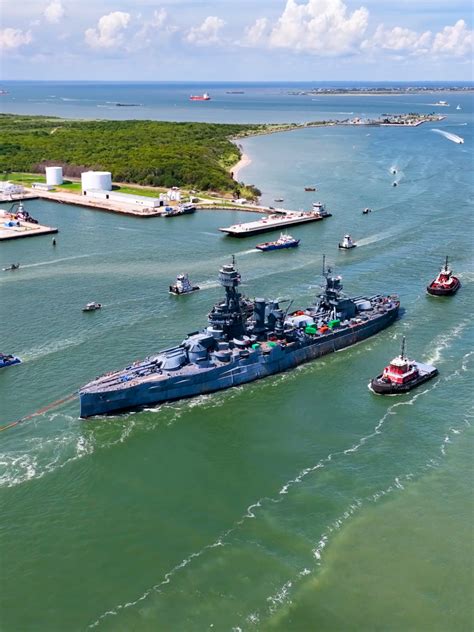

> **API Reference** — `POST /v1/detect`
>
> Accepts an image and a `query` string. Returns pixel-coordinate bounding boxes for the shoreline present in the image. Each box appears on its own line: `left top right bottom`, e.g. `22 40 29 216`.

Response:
230 152 252 181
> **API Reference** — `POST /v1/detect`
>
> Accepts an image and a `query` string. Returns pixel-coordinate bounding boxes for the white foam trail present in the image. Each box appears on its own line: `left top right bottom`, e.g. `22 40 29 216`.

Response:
424 320 469 366
356 228 398 247
431 128 464 144
20 254 93 269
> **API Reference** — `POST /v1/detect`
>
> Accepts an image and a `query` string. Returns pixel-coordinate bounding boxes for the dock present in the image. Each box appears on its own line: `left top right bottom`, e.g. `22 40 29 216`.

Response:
0 219 58 241
219 206 332 237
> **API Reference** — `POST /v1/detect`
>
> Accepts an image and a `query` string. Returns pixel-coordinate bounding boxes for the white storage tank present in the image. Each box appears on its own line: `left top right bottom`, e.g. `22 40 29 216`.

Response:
45 166 63 185
81 171 112 192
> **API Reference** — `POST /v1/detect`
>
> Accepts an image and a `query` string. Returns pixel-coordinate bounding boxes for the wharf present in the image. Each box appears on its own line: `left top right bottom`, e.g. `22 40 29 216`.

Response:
0 218 58 241
220 209 332 237
0 194 39 203
23 188 165 218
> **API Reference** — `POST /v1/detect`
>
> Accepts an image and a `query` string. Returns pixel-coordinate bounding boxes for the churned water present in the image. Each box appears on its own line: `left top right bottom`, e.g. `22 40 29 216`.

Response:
0 84 473 631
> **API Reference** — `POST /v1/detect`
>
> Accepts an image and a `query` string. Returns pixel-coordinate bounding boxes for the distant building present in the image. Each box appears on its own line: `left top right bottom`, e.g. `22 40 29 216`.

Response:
167 187 181 202
81 171 112 192
0 181 24 196
82 189 164 208
32 182 55 191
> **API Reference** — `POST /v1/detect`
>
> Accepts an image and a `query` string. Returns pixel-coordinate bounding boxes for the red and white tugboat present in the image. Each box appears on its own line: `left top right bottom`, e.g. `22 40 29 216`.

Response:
370 337 438 395
427 256 461 296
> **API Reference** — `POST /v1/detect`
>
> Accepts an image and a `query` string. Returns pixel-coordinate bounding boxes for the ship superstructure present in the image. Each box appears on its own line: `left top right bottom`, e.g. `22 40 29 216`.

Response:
80 258 400 417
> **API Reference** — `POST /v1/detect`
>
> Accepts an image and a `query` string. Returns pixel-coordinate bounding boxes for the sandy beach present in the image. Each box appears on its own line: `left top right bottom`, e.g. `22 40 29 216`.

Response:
231 153 252 181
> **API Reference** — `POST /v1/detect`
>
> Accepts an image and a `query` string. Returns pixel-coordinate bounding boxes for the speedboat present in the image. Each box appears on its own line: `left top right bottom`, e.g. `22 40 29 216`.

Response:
256 233 300 251
3 263 20 271
83 302 102 312
362 207 372 215
370 337 437 395
427 256 461 296
0 353 21 368
169 274 200 295
338 234 356 250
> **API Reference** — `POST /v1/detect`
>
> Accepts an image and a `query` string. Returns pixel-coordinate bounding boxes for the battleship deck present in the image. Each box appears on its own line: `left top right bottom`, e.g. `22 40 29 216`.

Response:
219 211 332 237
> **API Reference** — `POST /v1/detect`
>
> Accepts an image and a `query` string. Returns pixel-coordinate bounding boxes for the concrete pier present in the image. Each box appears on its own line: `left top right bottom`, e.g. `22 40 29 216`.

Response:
0 219 58 241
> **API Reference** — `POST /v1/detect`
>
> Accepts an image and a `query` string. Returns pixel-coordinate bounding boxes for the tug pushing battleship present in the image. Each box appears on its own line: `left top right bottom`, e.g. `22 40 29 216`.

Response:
80 258 400 417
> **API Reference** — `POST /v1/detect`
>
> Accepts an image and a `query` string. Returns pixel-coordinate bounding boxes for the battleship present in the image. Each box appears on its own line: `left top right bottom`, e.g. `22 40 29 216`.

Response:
79 259 400 417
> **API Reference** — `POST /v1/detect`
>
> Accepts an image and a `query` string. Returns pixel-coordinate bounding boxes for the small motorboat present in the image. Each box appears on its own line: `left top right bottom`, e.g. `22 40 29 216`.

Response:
52 238 57 246
304 186 316 192
392 181 398 187
256 233 300 251
338 234 357 250
82 302 102 312
3 263 20 271
391 169 397 175
362 207 372 215
274 198 284 203
456 105 461 110
0 353 21 368
164 203 196 217
169 274 200 295
427 256 461 296
370 337 438 395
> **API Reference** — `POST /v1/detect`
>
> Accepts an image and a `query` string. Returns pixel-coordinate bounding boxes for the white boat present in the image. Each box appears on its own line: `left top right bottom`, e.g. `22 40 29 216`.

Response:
169 274 200 295
338 234 357 250
83 302 102 312
435 100 449 107
456 105 462 110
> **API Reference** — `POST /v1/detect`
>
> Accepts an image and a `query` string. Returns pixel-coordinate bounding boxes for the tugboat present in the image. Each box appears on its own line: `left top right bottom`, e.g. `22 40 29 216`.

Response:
362 207 372 215
370 338 438 395
3 263 20 271
169 274 200 295
164 204 196 217
256 233 300 251
0 353 21 368
427 256 461 296
82 302 102 312
79 257 400 417
338 234 357 250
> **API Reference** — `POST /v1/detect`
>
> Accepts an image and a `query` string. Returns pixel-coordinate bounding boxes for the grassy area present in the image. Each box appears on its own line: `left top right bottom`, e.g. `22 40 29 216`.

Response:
0 114 263 196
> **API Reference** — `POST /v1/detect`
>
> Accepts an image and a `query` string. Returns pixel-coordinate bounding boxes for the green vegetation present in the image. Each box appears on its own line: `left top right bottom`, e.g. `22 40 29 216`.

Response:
0 114 265 196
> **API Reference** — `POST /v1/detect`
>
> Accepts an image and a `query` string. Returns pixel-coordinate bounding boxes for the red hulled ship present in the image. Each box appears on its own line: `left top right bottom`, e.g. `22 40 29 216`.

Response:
189 93 211 101
370 337 438 395
427 256 461 296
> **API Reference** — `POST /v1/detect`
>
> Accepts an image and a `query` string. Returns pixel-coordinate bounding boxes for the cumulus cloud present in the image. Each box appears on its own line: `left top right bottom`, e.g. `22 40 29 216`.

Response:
268 0 369 55
150 8 167 29
0 28 32 51
186 16 225 45
432 19 473 57
242 18 269 47
85 11 130 49
363 24 432 54
44 0 64 24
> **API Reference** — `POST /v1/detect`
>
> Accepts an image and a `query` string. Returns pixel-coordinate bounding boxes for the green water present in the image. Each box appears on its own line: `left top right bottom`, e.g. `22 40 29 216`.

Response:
1 116 473 631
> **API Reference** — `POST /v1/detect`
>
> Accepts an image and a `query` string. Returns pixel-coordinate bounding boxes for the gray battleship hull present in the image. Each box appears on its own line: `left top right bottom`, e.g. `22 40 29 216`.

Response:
80 308 397 418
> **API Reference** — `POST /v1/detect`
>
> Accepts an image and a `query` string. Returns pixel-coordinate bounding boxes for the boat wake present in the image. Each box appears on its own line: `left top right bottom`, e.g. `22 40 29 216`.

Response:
431 128 464 144
19 254 94 269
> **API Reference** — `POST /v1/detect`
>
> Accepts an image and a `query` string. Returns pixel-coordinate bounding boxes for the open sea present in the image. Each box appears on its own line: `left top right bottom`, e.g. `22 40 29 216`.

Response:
1 82 473 631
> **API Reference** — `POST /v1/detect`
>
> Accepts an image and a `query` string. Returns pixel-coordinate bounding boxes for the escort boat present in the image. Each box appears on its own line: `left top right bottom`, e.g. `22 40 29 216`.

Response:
0 353 21 368
362 207 372 215
256 233 300 251
338 234 357 250
3 263 20 271
79 257 400 417
169 274 200 295
427 256 461 296
370 338 438 395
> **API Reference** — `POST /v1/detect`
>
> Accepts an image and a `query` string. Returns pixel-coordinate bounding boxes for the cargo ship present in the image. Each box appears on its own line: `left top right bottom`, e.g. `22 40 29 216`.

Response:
189 93 211 101
79 258 399 417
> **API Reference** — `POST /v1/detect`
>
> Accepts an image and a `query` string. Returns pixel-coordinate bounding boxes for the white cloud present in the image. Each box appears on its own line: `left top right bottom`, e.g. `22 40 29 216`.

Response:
186 16 225 46
363 24 432 54
0 28 32 51
150 8 167 29
242 18 269 47
44 0 64 24
85 11 130 49
432 19 473 57
268 0 369 55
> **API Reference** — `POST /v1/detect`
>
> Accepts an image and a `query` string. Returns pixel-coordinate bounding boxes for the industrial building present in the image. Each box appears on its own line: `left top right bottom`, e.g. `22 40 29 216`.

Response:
82 189 164 208
32 182 55 191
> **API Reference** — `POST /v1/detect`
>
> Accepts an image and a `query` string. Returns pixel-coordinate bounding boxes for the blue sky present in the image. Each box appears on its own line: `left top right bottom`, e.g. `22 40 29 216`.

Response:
1 0 473 80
